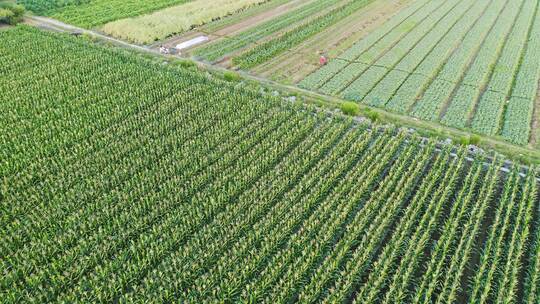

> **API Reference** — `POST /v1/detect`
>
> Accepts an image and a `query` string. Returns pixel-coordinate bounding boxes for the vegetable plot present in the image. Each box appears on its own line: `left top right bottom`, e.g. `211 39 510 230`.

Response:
301 0 540 147
1 26 540 303
16 0 90 14
232 0 376 69
193 0 344 62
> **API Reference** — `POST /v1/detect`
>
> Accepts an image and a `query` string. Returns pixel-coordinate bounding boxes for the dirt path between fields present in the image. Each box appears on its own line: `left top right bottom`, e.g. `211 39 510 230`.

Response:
253 0 413 84
26 16 152 53
21 14 540 169
153 0 311 52
212 0 356 68
213 0 309 37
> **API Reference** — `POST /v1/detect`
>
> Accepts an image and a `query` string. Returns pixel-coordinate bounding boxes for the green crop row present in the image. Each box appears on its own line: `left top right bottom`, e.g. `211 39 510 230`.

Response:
300 0 540 147
469 0 538 138
304 0 460 98
341 0 472 103
232 0 375 69
385 0 497 116
298 0 433 91
193 0 342 62
2 26 540 303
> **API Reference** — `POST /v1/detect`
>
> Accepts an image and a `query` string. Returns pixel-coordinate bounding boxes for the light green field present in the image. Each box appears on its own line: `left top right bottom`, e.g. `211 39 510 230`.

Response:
301 0 540 146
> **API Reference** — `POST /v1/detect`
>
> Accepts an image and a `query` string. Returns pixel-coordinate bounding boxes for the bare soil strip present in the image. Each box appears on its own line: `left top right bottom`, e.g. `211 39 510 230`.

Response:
152 0 310 52
212 0 309 37
253 0 414 84
219 0 354 59
206 0 354 67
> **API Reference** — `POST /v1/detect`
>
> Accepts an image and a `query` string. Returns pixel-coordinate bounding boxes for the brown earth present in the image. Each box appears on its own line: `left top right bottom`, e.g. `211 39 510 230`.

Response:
210 0 353 62
213 0 310 37
151 0 310 52
253 0 414 83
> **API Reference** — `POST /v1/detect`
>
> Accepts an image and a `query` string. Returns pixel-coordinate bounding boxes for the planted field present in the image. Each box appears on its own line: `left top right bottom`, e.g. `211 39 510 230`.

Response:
251 0 414 84
193 0 377 69
232 0 376 69
17 0 192 28
16 0 90 14
2 26 540 303
301 0 540 146
193 0 342 62
101 0 267 44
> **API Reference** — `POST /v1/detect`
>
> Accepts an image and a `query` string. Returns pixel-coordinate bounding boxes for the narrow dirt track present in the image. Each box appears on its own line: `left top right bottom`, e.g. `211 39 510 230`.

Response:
26 16 152 53
155 0 311 52
213 0 309 37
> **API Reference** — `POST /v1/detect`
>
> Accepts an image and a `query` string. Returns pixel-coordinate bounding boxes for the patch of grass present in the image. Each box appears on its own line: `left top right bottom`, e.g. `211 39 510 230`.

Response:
364 109 380 122
176 59 197 69
340 101 359 116
459 136 470 146
470 134 481 145
223 71 241 82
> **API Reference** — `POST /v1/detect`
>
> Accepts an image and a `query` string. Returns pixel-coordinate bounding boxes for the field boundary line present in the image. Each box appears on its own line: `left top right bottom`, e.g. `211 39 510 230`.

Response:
195 0 350 63
250 0 415 79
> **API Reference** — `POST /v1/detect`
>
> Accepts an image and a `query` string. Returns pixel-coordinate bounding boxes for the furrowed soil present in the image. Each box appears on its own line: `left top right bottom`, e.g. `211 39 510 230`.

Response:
252 0 414 84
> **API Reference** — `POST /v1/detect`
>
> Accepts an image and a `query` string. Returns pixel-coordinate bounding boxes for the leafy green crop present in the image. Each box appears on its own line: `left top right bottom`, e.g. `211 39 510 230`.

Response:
301 0 540 147
233 0 375 69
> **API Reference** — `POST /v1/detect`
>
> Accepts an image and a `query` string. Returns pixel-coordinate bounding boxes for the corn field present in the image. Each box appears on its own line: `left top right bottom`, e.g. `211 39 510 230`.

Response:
1 26 540 303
